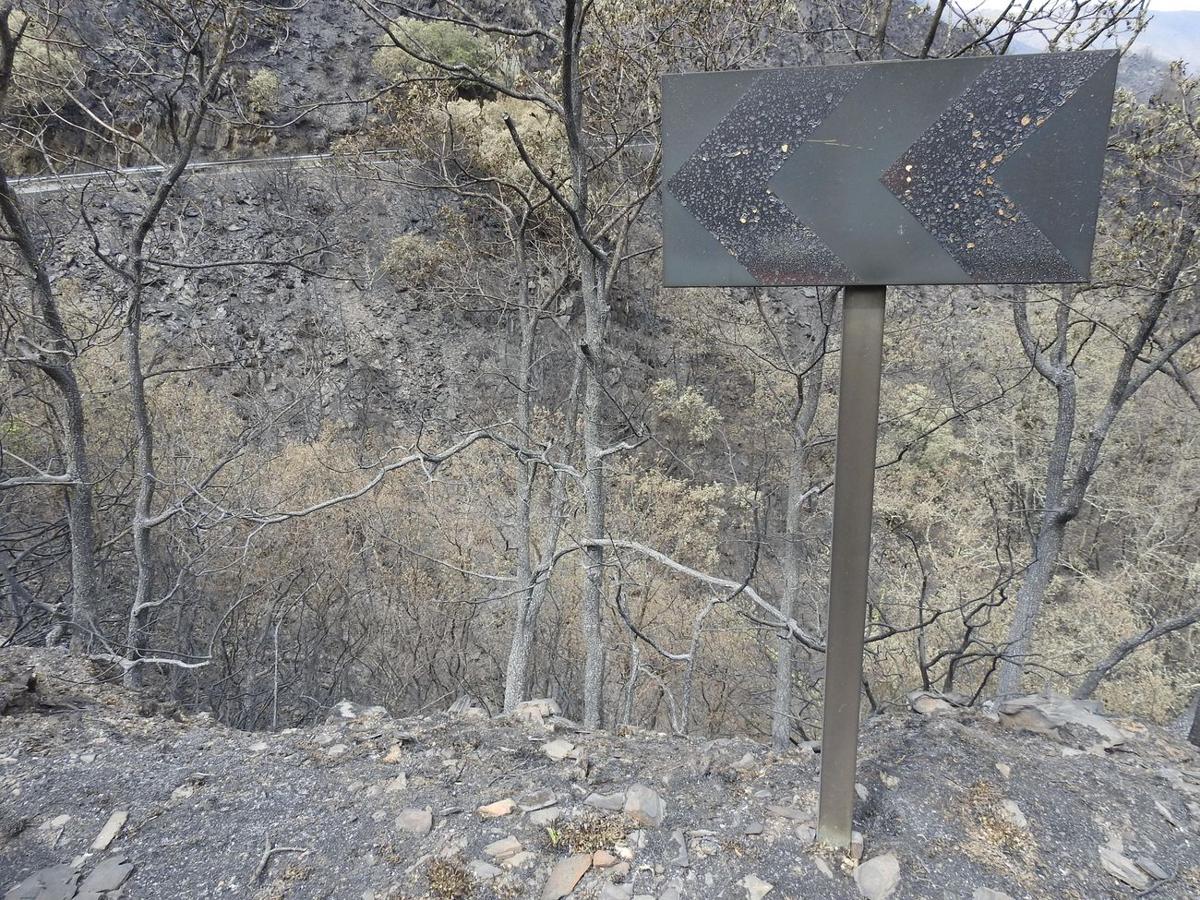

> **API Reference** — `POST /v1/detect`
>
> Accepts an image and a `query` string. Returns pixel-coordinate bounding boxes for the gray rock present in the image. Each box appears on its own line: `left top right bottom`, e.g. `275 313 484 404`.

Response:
543 739 576 762
908 691 955 716
512 698 561 725
854 852 900 900
741 873 773 899
484 836 522 860
599 885 634 900
76 855 134 900
529 805 562 826
998 693 1128 748
624 784 666 827
585 791 627 811
469 859 502 881
765 805 807 820
395 808 432 835
542 853 591 900
3 864 78 900
90 810 127 851
669 829 688 866
997 800 1027 829
518 788 557 812
1136 856 1170 881
1099 846 1151 890
972 890 1014 900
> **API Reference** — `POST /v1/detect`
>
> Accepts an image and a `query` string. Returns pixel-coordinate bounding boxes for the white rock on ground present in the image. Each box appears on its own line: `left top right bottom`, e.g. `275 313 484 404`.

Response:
854 852 901 900
90 810 127 851
543 738 576 761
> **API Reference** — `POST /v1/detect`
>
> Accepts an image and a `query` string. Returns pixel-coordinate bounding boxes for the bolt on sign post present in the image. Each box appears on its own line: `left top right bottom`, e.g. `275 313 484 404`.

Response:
661 50 1119 849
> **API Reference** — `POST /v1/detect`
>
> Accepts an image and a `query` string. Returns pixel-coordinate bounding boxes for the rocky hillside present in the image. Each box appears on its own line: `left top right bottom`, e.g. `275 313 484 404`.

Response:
2 648 1199 900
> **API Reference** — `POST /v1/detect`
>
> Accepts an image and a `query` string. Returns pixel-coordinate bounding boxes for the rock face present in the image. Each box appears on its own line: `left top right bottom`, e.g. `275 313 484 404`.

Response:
998 693 1129 748
853 852 901 900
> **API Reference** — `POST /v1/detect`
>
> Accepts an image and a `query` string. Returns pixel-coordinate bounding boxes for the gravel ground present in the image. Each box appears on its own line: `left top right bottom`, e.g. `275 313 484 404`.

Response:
2 647 1200 899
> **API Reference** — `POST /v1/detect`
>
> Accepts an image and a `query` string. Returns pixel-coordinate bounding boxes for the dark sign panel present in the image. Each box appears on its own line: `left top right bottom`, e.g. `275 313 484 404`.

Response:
662 51 1119 287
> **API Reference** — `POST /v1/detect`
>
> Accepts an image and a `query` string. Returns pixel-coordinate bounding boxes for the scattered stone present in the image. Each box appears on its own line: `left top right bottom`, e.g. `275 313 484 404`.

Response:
326 743 349 758
741 873 773 900
469 859 502 881
796 823 816 844
484 836 523 861
997 800 1027 830
765 805 807 821
593 849 618 868
542 853 591 900
543 739 576 762
76 854 134 899
1098 845 1151 890
328 700 389 722
518 788 557 812
815 857 835 879
854 852 900 900
855 783 868 801
248 740 269 753
90 810 127 851
972 889 1014 900
503 850 535 869
478 798 516 818
850 831 865 862
624 784 666 827
995 763 1011 779
1136 856 1170 881
40 814 71 831
3 863 78 900
529 806 561 826
1155 800 1185 828
669 829 688 867
585 791 626 811
743 821 764 836
382 744 404 764
395 808 432 835
384 772 408 794
879 772 898 789
512 698 561 725
909 691 955 716
599 885 634 900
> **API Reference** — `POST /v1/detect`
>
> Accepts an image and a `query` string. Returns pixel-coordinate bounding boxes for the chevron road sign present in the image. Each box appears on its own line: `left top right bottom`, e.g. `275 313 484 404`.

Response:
662 51 1119 286
660 50 1120 852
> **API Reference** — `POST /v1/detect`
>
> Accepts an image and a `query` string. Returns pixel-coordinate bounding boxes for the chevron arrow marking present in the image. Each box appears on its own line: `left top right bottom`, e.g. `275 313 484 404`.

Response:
880 52 1116 282
667 68 864 285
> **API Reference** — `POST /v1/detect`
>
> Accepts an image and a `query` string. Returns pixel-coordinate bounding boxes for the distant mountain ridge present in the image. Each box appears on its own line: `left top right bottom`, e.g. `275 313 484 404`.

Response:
1136 9 1200 67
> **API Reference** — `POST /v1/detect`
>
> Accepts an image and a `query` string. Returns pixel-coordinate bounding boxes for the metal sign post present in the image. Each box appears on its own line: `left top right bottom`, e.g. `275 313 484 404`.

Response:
815 284 886 848
660 50 1118 851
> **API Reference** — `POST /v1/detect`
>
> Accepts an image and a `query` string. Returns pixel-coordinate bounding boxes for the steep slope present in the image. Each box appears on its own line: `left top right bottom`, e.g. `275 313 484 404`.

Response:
2 648 1199 899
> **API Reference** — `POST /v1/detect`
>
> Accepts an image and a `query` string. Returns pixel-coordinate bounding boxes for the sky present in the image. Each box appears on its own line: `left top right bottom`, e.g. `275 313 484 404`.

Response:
1150 0 1200 10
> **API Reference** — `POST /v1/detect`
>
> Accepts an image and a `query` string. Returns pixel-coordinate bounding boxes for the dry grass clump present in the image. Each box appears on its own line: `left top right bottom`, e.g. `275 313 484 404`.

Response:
427 857 473 899
547 815 626 855
956 780 1037 873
